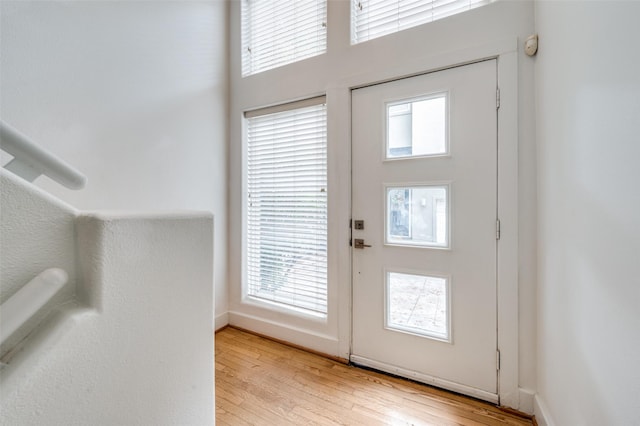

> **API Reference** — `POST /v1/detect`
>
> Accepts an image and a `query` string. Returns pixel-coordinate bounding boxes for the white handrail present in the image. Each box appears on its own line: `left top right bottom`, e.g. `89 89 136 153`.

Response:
0 120 87 190
0 268 68 345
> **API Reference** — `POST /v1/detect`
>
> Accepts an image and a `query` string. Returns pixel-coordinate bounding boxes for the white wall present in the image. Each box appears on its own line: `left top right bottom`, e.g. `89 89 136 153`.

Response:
229 0 537 409
0 0 229 322
0 170 77 356
535 1 640 424
1 212 214 426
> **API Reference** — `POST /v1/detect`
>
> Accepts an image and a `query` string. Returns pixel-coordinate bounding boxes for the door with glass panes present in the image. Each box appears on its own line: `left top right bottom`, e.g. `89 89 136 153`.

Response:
351 60 499 402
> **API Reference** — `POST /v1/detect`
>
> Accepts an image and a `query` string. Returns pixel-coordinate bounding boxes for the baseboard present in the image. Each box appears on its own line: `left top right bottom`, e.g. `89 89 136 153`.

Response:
518 387 535 415
534 394 555 426
227 310 341 357
229 325 349 364
214 312 229 331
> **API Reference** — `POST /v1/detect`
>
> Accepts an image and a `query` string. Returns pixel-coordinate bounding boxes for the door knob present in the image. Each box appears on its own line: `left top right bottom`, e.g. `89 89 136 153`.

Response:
353 239 371 249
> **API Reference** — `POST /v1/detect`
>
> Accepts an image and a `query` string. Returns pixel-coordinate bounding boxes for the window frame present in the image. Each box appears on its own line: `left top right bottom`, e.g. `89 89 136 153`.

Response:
243 96 329 318
241 0 328 76
351 0 493 45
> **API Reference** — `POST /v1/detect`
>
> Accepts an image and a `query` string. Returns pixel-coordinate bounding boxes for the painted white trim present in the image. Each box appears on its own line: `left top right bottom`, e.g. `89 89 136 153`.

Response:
534 394 556 426
326 87 353 360
496 50 520 410
228 310 341 356
518 387 535 415
338 38 516 94
324 87 358 361
215 312 229 331
244 95 326 118
350 354 498 404
235 93 344 358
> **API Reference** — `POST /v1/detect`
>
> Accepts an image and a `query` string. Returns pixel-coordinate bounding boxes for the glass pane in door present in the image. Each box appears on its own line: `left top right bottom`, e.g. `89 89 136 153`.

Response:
386 185 448 247
386 271 450 341
386 94 447 159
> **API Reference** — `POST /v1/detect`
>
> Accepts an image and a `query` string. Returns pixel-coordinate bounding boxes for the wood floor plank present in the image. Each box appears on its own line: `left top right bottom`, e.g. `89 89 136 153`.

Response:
216 327 533 426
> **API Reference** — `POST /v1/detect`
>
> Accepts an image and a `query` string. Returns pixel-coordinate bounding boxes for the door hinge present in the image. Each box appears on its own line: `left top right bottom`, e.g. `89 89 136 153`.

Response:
496 88 501 109
496 219 501 240
496 350 501 371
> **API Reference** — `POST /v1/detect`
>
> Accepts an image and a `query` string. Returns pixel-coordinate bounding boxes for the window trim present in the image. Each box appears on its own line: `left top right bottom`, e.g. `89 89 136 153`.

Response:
243 96 329 317
351 0 493 45
241 0 328 76
245 96 327 119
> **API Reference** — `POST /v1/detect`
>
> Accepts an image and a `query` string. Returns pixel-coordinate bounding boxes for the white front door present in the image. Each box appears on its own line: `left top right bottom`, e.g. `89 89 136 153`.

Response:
351 60 499 402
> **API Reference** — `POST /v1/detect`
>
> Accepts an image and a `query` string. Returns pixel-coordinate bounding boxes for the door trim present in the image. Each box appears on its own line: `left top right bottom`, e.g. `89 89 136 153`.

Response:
330 37 519 407
495 49 519 409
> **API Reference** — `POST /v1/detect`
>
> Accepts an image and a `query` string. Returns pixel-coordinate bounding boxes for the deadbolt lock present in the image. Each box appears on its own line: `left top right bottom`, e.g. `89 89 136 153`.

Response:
354 220 365 230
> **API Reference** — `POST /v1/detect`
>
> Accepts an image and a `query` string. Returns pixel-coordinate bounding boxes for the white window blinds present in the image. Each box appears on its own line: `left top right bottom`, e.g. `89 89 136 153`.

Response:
246 98 328 315
351 0 491 44
242 0 327 76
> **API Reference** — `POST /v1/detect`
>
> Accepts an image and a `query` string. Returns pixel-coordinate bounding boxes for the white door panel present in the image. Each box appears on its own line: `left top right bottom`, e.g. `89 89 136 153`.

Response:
351 60 498 399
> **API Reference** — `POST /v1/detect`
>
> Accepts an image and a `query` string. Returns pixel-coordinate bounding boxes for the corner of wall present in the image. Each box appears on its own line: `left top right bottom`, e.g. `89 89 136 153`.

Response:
215 311 229 331
74 214 106 312
517 388 535 415
534 394 555 426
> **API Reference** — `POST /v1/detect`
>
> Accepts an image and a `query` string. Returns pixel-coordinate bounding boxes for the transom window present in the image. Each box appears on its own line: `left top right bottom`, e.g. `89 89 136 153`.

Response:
245 98 328 315
242 0 327 76
351 0 492 44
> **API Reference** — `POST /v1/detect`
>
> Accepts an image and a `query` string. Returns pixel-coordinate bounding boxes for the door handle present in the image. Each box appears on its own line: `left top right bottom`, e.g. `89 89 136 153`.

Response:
353 239 371 249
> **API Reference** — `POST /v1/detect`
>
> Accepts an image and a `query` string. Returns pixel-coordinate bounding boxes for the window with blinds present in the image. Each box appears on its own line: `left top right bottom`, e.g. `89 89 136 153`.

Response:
245 98 328 315
242 0 327 77
351 0 491 44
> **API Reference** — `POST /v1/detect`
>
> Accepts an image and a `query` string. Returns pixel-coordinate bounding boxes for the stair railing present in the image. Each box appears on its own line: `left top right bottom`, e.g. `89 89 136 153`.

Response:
0 268 69 346
0 120 87 190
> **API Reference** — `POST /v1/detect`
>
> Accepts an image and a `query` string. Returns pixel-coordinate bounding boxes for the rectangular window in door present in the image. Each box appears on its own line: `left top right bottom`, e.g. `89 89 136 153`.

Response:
385 270 451 342
386 185 449 248
386 93 448 159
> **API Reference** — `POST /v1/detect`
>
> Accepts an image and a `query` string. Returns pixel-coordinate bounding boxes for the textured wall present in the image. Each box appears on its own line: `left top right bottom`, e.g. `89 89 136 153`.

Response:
0 0 229 329
0 170 77 356
1 212 214 426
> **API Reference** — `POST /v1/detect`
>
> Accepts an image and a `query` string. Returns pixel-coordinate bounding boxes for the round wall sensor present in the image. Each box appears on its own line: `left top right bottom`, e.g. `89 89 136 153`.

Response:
525 34 538 57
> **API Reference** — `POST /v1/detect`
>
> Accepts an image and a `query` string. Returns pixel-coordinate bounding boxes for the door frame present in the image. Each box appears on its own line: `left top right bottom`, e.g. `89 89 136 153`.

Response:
329 38 519 407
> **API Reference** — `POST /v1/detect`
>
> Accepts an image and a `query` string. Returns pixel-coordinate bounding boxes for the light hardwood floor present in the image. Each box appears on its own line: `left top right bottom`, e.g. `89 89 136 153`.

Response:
215 327 533 426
